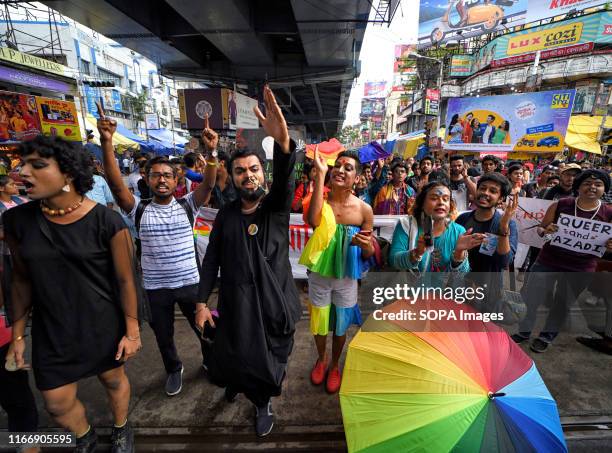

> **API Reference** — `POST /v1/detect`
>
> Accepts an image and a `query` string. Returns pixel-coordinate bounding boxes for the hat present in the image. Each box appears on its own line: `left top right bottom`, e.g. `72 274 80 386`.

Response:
560 163 581 174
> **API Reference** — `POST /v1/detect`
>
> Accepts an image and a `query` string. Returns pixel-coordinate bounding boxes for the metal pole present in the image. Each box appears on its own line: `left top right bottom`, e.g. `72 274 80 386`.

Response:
436 59 443 149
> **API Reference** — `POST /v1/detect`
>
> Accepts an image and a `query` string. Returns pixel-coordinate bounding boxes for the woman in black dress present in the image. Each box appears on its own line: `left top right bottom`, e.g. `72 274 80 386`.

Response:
3 136 143 453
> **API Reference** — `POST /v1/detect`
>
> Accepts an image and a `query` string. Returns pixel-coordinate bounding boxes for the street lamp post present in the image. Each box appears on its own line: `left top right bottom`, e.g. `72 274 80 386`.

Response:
409 52 444 150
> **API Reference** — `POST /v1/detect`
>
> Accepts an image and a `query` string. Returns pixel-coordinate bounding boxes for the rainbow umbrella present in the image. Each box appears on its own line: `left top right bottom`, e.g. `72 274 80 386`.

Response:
340 300 567 453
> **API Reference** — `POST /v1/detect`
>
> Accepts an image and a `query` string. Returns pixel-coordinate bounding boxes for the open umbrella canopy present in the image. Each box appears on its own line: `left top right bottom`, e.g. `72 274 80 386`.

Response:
340 300 567 453
305 138 345 165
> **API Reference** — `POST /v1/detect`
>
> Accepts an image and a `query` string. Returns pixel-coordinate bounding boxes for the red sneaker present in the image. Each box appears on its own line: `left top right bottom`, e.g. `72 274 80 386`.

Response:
326 367 341 394
310 357 327 385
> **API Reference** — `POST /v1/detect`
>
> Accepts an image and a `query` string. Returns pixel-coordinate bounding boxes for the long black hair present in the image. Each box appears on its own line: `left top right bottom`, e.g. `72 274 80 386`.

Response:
411 180 454 228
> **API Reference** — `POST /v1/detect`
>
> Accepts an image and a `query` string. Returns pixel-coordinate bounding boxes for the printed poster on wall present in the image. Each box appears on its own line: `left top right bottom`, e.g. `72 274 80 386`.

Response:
0 90 41 144
36 97 82 141
444 89 576 152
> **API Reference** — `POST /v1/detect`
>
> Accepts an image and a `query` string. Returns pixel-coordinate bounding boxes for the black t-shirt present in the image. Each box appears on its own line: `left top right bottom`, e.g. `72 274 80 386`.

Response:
467 167 481 177
455 212 494 272
542 185 572 201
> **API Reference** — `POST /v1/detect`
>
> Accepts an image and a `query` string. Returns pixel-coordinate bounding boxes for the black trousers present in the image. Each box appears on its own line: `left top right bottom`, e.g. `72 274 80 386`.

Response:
0 343 38 432
147 284 206 374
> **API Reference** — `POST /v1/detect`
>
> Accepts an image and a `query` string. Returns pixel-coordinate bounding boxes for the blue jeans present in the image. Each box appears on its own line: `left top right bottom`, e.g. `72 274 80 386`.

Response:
518 263 591 343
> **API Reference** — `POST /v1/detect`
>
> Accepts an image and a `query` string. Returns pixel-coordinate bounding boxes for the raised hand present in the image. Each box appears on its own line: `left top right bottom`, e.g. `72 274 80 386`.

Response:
313 145 327 179
96 101 116 142
501 192 519 223
201 114 218 152
253 85 290 153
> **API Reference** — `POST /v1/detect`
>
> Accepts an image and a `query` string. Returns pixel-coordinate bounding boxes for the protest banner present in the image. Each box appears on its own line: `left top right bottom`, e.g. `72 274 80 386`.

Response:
195 208 401 279
550 213 612 257
513 197 554 248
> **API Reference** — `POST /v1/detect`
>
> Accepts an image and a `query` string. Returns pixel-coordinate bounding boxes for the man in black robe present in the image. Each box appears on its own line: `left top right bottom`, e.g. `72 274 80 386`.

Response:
196 86 301 437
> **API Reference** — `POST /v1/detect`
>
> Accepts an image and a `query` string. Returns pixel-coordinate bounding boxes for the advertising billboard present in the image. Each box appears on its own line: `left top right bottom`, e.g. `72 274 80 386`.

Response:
361 98 386 117
526 0 608 24
36 96 82 141
0 90 41 144
418 0 527 47
394 44 417 72
444 89 576 152
364 81 387 98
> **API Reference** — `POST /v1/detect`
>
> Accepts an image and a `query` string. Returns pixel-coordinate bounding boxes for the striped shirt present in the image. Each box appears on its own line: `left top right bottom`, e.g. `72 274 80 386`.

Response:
127 193 199 290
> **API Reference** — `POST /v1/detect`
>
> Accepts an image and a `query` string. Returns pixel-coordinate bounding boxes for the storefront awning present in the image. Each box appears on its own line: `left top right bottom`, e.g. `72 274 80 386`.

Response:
564 115 612 155
147 128 188 146
85 115 140 150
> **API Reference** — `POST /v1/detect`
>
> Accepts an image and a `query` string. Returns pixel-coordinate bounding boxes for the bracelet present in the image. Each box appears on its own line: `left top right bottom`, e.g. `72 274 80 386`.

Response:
126 334 140 341
410 249 423 263
497 228 510 237
13 334 28 342
205 161 217 166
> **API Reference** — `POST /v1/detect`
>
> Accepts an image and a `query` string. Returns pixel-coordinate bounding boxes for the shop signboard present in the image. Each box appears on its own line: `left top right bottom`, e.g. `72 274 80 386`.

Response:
0 65 71 93
444 89 575 152
449 55 474 77
36 96 82 141
491 42 594 69
0 90 41 144
424 89 440 116
474 11 611 66
0 47 71 78
526 0 608 24
418 0 527 47
364 81 387 98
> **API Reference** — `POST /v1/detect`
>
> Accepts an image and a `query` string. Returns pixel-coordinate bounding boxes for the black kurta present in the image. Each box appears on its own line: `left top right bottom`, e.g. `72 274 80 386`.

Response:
198 141 301 405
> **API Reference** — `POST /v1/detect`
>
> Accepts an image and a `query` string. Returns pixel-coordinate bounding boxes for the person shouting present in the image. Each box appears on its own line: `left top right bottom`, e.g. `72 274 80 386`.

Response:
98 104 218 397
197 86 301 437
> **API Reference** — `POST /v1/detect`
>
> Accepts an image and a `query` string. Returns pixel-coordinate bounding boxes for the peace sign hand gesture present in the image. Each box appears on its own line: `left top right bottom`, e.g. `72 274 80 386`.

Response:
253 85 290 153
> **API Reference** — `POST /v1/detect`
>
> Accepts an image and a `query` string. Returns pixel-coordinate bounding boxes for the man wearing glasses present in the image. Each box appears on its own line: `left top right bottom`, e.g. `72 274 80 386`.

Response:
99 109 219 397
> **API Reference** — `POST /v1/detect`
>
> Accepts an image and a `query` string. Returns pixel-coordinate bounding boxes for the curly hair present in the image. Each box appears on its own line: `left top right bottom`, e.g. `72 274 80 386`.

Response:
18 135 94 195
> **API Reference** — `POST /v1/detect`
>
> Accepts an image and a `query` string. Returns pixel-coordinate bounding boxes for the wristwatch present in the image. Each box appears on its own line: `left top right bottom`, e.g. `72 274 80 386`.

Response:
211 150 218 158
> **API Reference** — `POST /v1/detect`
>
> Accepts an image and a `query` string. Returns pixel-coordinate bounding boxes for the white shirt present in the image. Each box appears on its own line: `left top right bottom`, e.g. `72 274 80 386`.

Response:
126 192 199 290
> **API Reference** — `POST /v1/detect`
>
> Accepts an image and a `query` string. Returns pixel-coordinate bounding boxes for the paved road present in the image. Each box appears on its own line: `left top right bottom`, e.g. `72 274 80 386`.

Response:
1 290 611 451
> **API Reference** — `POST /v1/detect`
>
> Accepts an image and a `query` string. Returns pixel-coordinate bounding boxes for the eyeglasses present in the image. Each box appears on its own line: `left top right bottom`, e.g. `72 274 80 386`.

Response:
149 172 174 180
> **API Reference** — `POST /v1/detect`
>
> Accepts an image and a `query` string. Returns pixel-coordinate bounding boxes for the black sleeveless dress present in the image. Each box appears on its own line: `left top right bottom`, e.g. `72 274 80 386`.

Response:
4 202 128 390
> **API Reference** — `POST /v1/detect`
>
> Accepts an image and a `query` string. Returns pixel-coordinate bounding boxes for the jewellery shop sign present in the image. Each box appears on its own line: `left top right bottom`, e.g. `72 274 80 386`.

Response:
551 214 611 257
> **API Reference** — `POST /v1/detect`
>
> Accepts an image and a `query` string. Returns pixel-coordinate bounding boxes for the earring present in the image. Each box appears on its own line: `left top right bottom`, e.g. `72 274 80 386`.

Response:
62 184 71 193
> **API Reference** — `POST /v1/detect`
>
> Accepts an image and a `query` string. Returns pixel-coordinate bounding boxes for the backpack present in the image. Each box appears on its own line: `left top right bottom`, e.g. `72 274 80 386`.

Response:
133 198 201 272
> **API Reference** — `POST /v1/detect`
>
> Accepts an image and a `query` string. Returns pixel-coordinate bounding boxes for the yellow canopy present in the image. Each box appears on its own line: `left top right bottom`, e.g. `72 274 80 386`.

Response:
564 115 612 155
85 115 140 151
396 134 425 159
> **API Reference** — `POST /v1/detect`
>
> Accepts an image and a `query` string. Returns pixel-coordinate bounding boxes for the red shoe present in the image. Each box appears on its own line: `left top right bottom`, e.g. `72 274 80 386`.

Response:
310 357 327 385
326 367 341 394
